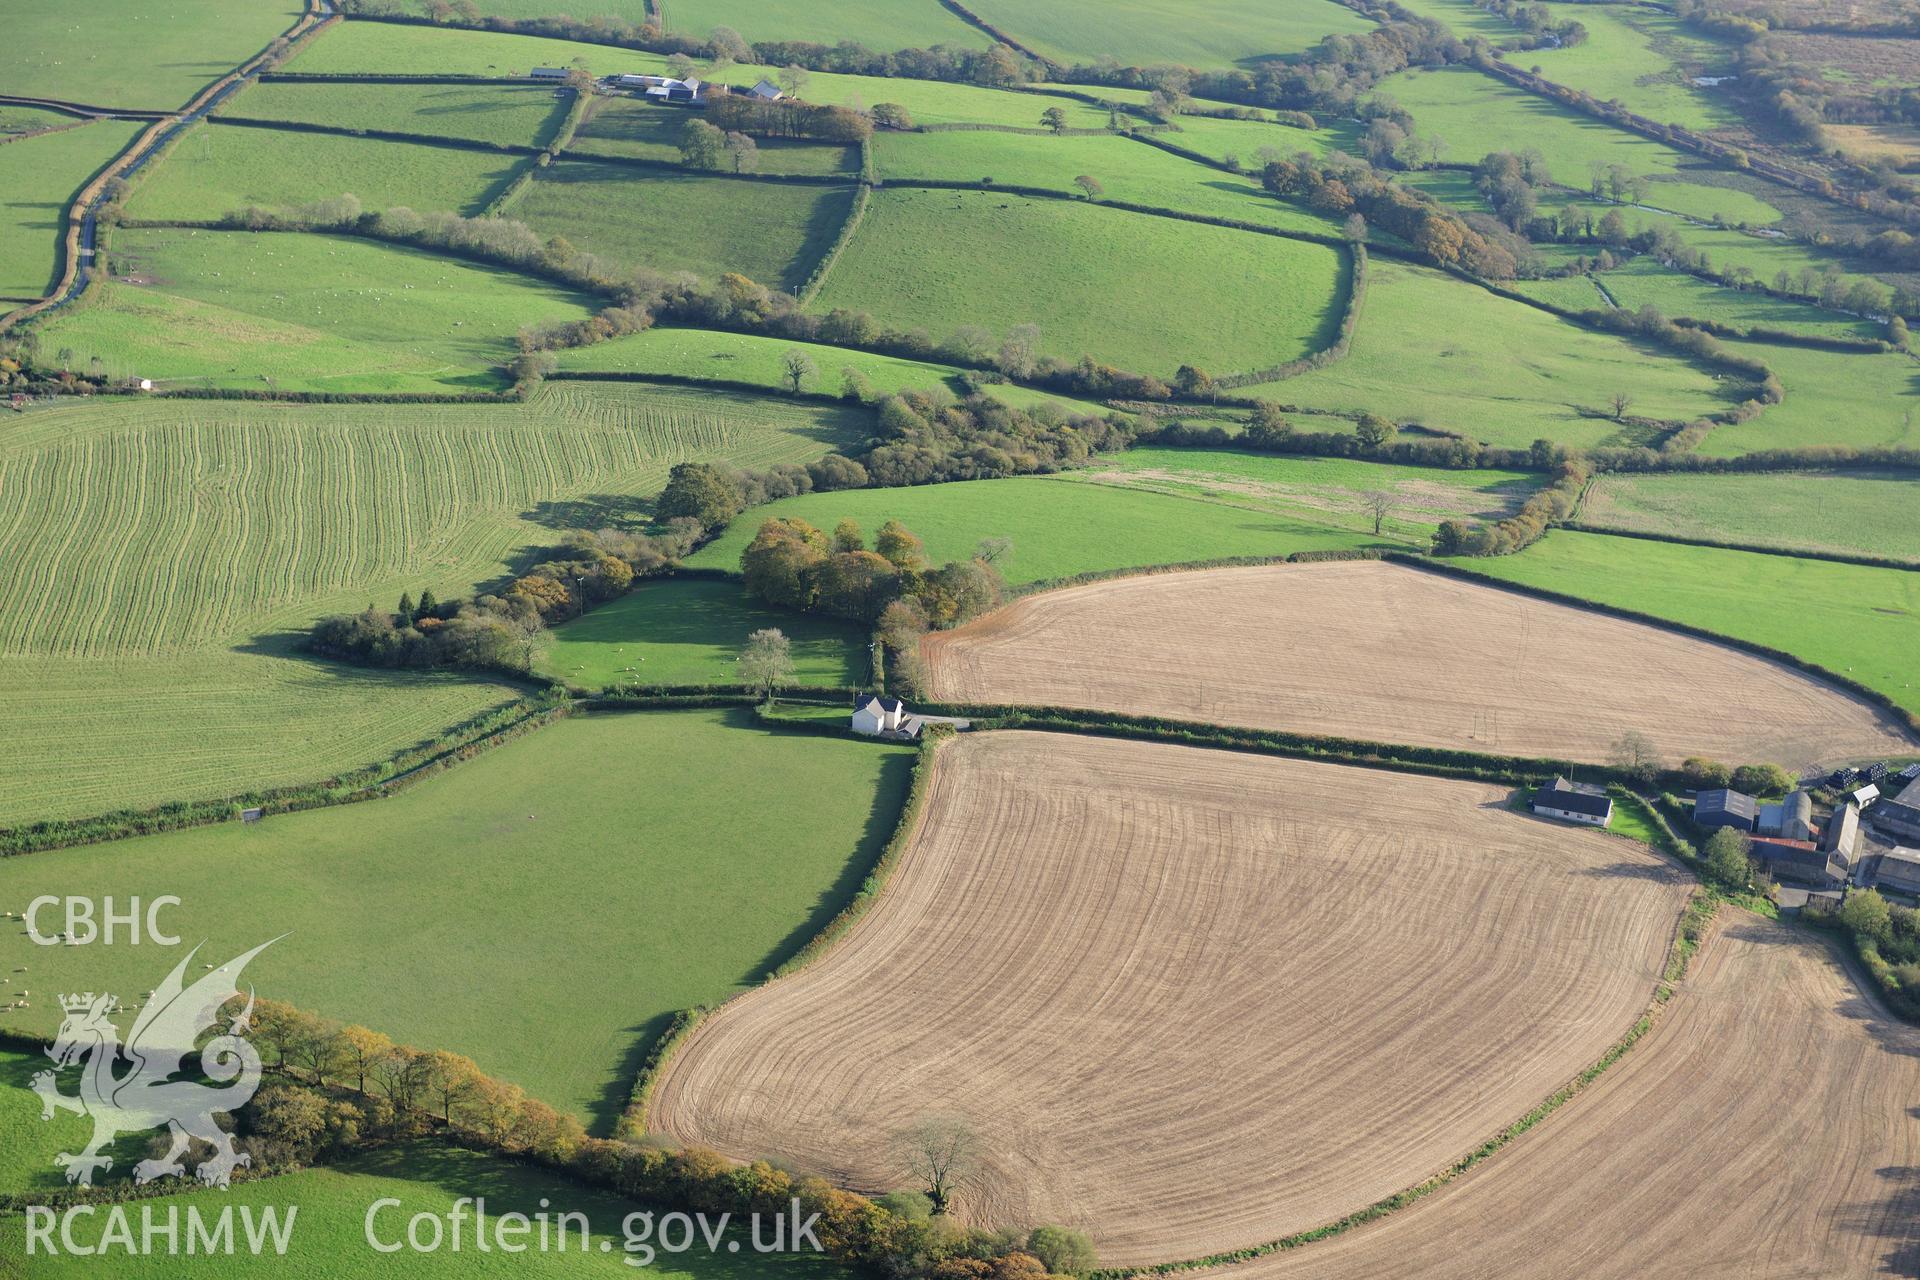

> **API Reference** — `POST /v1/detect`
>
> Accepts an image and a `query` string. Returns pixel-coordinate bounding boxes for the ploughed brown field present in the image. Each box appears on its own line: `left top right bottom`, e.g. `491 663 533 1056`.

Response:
649 732 1691 1266
920 561 1913 770
1215 915 1920 1280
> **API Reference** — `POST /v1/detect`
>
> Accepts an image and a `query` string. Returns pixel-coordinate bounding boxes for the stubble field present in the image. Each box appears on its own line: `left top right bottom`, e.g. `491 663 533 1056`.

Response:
651 732 1692 1266
1213 916 1920 1280
920 561 1914 768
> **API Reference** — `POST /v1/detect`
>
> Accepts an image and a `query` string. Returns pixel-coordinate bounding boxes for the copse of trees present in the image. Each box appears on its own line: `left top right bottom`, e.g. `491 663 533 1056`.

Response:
1260 154 1526 278
740 517 1006 632
307 526 699 675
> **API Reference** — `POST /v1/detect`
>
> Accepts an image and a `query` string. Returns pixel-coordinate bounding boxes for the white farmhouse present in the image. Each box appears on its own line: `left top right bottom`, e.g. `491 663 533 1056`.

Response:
851 695 907 737
1530 776 1614 827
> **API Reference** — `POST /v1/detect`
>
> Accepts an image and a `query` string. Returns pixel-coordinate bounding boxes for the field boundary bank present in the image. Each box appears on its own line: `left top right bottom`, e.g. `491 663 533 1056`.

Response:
929 0 1060 69
619 730 946 1138
1218 243 1368 388
1383 549 1920 742
1098 890 1718 1277
0 94 168 121
0 691 870 858
1560 519 1920 573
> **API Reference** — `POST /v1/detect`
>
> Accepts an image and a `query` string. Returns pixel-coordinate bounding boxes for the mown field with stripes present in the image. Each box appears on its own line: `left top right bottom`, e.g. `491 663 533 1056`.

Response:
0 383 867 824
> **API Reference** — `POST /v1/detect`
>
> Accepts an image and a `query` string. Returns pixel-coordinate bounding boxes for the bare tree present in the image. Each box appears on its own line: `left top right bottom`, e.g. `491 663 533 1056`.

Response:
737 628 794 703
974 536 1013 565
896 1114 977 1214
781 348 818 394
1609 391 1633 421
1361 490 1402 536
1610 730 1659 785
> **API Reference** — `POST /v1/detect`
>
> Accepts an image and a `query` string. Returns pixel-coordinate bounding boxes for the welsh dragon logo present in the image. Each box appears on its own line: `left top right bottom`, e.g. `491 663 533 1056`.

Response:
31 939 277 1188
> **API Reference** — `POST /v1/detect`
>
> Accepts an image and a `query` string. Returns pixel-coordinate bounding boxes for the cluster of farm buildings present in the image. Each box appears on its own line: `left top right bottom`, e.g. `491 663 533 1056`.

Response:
1529 762 1920 903
529 65 787 107
1693 763 1920 901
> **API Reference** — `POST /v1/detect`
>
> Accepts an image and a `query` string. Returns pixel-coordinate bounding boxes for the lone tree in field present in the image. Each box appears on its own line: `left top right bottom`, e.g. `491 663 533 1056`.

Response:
1609 391 1633 421
975 535 1013 565
1361 490 1402 535
1703 828 1754 892
897 1114 977 1215
657 461 742 526
1610 730 1660 785
1040 106 1069 133
737 628 794 703
781 348 818 394
779 63 809 97
679 118 727 170
1073 174 1103 201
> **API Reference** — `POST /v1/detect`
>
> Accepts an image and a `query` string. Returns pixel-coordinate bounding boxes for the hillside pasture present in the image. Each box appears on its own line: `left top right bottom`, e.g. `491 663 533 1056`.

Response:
536 576 868 689
0 105 80 138
1590 257 1881 341
1156 112 1361 167
1519 2 1737 131
962 0 1375 68
1580 470 1920 563
1374 68 1775 225
1062 447 1537 544
1465 530 1920 722
288 20 676 79
221 80 574 148
1700 337 1920 455
1242 260 1733 449
0 119 144 301
39 228 596 394
921 560 1914 767
661 0 984 48
0 710 913 1127
508 164 854 292
0 0 303 110
813 189 1347 378
685 476 1386 585
123 122 527 220
572 97 855 175
870 130 1341 235
555 327 971 397
1220 918 1920 1280
652 731 1690 1264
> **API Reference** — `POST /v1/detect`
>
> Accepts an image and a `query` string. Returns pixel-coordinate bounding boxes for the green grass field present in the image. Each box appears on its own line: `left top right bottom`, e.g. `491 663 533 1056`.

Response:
1698 338 1920 455
0 384 863 825
963 0 1374 68
687 472 1392 584
0 0 302 110
289 20 676 78
556 327 966 395
870 130 1341 235
508 164 854 292
0 119 144 300
815 188 1346 377
571 98 855 175
1156 112 1361 168
1241 260 1732 449
1590 257 1881 341
0 709 913 1127
1463 530 1920 720
1523 2 1737 132
1059 447 1538 544
1581 470 1920 563
663 0 985 47
1374 68 1776 225
222 80 574 148
40 228 597 394
125 122 528 220
0 1139 853 1277
537 577 868 689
